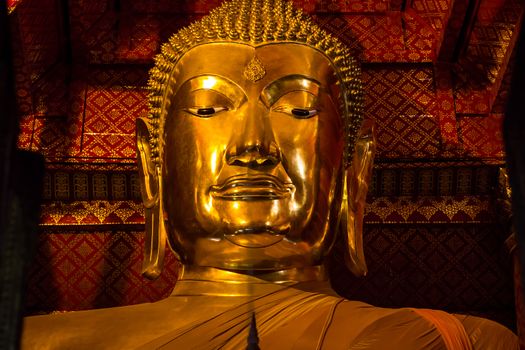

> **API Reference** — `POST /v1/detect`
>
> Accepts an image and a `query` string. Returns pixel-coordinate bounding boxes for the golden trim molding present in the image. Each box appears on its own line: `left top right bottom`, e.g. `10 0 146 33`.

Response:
39 196 494 228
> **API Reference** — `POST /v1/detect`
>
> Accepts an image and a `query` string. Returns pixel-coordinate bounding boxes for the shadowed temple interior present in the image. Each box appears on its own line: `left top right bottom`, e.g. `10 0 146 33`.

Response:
3 0 525 348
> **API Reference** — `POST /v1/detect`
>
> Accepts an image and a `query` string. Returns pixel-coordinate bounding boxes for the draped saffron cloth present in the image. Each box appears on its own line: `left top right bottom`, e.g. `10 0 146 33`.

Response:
136 281 517 350
22 275 519 349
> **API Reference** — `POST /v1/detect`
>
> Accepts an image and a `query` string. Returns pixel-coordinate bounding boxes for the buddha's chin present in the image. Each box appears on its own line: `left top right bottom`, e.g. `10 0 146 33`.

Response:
192 234 315 270
202 197 295 238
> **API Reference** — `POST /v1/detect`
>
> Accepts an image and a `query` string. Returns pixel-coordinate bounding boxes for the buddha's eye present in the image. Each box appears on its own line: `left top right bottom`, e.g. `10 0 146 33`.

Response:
185 106 228 117
273 105 318 119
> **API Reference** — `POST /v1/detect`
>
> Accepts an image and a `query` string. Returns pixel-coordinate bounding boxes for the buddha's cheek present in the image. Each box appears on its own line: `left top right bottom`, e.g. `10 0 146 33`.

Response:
165 114 230 216
271 122 318 235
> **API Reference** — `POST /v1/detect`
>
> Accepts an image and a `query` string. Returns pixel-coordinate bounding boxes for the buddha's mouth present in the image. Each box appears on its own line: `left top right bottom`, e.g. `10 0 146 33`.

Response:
209 174 294 201
225 230 285 248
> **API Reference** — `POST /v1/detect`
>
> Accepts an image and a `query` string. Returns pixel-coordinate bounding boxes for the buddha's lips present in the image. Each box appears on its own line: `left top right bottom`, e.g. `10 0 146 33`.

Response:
210 175 294 201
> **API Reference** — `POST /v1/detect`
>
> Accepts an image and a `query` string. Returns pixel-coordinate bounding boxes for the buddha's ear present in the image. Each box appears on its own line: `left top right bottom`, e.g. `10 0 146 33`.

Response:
340 119 376 277
136 117 166 280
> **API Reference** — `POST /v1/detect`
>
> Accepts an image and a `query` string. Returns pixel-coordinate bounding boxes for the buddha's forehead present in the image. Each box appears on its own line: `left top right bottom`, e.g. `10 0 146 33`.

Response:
172 42 337 92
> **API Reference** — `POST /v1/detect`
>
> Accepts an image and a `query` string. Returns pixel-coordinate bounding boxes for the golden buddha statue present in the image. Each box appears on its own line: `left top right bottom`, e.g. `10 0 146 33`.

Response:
22 0 518 349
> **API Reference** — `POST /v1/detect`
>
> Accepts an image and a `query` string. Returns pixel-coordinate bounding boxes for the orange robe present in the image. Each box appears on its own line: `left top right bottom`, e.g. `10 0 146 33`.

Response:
22 276 518 349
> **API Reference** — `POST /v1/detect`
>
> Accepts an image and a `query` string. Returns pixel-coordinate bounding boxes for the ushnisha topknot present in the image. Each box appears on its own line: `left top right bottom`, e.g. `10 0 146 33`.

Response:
147 0 364 166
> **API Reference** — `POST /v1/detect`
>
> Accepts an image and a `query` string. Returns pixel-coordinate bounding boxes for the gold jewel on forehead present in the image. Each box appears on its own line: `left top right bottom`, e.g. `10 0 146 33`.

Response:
243 55 266 82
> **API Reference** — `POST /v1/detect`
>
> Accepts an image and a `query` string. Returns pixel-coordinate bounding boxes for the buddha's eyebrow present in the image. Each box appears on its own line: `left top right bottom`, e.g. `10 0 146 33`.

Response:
183 75 246 105
261 75 321 107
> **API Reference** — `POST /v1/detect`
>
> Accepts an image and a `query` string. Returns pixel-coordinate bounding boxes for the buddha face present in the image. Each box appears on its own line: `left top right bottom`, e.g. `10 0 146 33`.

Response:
162 43 345 270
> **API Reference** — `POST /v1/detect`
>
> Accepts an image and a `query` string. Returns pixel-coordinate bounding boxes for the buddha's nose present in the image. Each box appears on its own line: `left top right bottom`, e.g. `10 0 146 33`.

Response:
226 143 281 168
226 105 281 169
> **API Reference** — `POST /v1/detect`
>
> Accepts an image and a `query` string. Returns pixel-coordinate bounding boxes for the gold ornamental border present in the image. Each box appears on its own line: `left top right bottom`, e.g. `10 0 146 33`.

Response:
364 196 493 224
40 200 145 227
39 196 493 228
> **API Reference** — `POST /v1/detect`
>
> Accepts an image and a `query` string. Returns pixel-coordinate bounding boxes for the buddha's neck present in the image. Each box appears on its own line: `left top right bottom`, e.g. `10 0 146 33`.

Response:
170 265 328 297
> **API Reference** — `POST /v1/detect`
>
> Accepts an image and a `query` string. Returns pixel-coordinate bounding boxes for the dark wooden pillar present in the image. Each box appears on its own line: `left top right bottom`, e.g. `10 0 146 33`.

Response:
0 2 44 349
503 10 525 348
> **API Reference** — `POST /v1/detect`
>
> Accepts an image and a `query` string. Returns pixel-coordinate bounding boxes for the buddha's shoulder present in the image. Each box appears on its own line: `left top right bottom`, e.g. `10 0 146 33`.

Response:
21 296 235 349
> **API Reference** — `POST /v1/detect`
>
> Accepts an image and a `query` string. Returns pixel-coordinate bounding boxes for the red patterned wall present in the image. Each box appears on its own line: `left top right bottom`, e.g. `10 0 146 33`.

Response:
25 231 179 314
330 224 515 328
12 0 524 164
25 223 515 330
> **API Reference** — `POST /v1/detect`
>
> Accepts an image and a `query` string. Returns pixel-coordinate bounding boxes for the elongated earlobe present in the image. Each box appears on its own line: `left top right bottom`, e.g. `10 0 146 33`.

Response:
339 120 376 277
136 117 167 280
